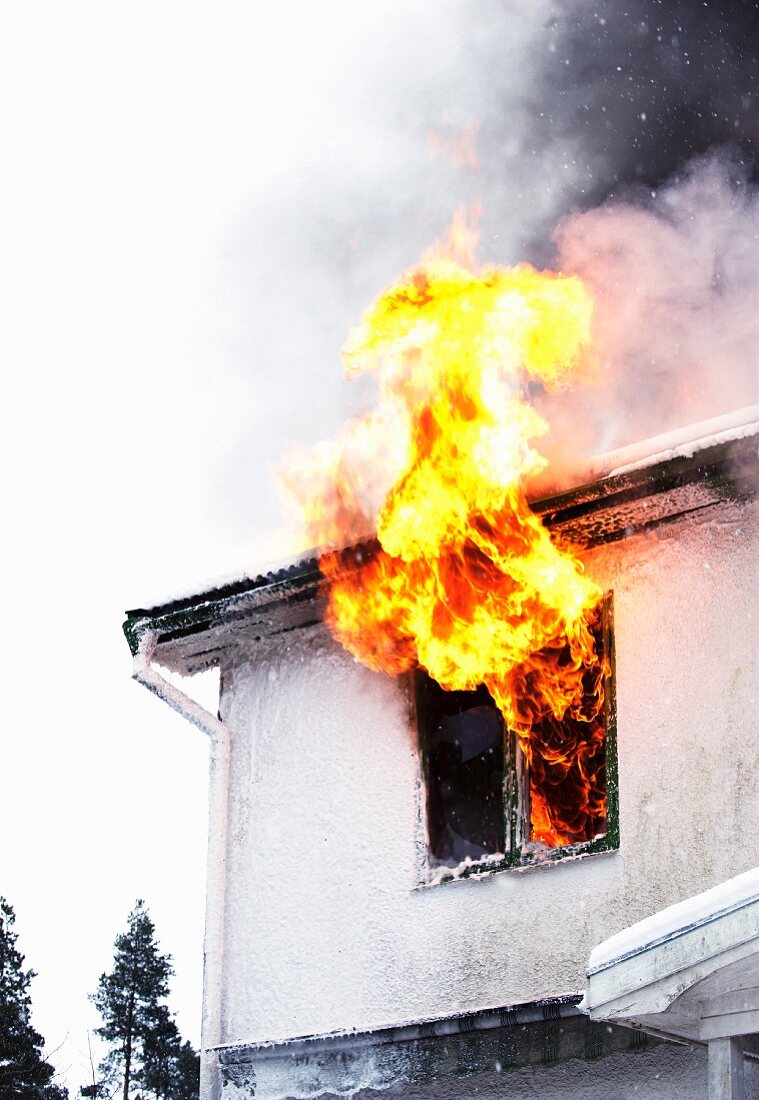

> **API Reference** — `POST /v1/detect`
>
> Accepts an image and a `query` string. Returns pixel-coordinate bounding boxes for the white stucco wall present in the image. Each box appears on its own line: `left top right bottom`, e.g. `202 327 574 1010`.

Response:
209 495 759 1048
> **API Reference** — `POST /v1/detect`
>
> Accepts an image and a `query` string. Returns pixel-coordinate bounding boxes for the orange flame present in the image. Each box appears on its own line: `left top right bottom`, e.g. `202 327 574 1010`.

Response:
285 215 607 848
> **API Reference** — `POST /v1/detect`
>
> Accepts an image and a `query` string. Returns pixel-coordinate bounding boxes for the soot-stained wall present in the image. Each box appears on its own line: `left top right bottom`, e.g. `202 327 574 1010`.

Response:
209 495 758 1049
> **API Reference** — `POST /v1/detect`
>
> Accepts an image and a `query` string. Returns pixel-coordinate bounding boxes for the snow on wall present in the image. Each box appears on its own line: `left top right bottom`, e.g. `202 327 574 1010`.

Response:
209 495 759 1048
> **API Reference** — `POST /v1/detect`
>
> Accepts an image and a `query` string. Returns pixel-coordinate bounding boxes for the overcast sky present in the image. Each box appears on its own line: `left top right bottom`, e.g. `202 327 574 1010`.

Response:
1 1 756 1093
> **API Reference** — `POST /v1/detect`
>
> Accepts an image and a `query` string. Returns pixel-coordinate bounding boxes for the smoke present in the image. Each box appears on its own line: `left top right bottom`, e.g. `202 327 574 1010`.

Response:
195 1 758 560
204 3 569 555
469 0 759 458
536 153 759 460
475 0 759 261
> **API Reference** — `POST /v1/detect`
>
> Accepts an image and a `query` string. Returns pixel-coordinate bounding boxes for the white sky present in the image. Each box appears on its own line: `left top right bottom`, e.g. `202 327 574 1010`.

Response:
0 2 554 1091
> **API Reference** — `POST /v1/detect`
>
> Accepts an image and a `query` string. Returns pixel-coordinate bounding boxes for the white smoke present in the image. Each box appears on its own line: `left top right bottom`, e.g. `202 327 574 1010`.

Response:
537 153 759 465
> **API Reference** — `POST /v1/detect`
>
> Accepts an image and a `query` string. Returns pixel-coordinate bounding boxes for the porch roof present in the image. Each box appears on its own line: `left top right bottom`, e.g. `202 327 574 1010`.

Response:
581 866 759 1047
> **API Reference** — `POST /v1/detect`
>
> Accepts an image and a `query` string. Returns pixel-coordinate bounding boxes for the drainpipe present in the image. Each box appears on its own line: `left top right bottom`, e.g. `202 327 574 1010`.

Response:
133 631 229 1100
133 630 226 741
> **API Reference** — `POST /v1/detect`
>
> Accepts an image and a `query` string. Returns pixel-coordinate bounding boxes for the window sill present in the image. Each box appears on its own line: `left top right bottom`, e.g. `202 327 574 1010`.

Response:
416 833 619 889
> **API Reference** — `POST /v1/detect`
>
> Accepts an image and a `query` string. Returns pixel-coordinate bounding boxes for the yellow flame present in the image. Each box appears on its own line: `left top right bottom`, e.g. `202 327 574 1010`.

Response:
284 214 606 847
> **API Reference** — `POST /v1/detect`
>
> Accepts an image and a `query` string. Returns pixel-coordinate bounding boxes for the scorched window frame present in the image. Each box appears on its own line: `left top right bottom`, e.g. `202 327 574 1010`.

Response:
412 591 619 884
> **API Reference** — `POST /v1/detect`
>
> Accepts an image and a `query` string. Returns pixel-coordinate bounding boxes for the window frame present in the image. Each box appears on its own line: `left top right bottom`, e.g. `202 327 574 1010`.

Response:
413 591 619 884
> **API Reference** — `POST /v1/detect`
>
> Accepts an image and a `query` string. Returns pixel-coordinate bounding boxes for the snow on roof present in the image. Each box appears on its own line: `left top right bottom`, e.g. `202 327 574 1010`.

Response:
125 552 321 621
588 404 759 481
530 403 759 497
587 866 759 975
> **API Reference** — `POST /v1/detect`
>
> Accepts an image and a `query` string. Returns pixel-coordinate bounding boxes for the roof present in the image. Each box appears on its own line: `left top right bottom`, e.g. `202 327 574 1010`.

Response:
123 406 759 675
587 866 759 978
581 867 759 1046
213 995 620 1097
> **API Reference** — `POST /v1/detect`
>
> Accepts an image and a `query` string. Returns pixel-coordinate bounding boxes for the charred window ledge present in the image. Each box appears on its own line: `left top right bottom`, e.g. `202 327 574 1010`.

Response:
414 594 619 887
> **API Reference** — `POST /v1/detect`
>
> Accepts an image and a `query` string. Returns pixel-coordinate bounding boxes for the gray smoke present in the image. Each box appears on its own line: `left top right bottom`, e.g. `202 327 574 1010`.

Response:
473 0 759 263
513 1 759 455
199 1 758 552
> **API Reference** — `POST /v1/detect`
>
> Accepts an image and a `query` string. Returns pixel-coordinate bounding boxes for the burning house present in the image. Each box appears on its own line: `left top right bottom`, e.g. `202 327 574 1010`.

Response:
124 246 758 1098
124 405 759 1099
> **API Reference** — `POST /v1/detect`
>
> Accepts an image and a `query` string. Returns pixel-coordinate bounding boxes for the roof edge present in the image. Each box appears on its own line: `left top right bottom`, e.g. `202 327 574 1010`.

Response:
124 412 759 660
214 993 584 1058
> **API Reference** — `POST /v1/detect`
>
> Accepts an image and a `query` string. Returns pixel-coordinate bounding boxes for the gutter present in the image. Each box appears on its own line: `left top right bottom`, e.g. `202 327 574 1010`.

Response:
214 994 585 1059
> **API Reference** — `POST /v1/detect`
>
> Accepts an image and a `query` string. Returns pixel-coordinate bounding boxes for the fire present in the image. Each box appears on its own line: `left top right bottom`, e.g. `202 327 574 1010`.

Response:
286 215 608 849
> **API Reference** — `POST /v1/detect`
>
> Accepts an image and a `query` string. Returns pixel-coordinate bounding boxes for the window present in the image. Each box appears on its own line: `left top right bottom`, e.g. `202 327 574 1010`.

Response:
415 593 617 881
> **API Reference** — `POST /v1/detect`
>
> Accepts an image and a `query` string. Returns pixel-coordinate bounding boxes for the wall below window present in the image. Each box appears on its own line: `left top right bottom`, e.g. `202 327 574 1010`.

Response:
208 495 759 1057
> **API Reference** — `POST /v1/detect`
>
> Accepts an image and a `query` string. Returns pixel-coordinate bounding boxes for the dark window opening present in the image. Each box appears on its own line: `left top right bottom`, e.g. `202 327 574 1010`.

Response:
415 594 617 877
415 679 505 865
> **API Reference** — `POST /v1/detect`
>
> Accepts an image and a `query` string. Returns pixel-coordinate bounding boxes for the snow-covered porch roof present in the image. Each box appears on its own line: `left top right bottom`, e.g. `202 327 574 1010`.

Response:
581 867 759 1098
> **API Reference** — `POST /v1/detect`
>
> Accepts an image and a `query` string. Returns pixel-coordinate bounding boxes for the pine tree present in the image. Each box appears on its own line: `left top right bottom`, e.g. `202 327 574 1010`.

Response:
168 1044 199 1100
140 1016 199 1099
0 895 68 1099
140 1005 180 1099
87 901 199 1100
89 901 172 1100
